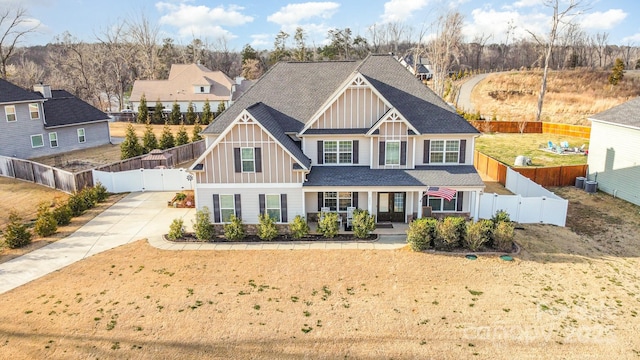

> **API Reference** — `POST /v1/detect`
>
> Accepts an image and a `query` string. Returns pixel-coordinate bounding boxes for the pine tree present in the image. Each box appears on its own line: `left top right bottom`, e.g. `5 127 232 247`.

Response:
137 93 148 124
153 99 164 124
170 101 181 125
142 123 159 153
217 101 226 115
159 123 175 149
609 58 625 86
185 101 196 125
192 117 203 142
201 99 212 125
176 122 190 146
120 123 142 159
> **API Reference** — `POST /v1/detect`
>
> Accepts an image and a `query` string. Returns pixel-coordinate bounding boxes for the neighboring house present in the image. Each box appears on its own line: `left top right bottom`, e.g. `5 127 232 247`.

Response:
189 54 484 225
587 97 640 206
0 79 111 159
398 54 432 81
129 63 252 114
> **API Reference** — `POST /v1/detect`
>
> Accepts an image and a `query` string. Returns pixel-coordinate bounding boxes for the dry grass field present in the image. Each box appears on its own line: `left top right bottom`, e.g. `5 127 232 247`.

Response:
1 187 639 359
472 69 640 125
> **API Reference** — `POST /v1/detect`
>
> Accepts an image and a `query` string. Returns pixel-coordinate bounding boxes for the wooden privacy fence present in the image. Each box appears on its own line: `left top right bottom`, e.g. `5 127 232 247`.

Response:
0 140 206 194
468 121 591 139
474 150 588 187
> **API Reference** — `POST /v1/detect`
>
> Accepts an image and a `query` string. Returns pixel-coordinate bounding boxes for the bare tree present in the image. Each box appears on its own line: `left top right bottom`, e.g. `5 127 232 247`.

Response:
7 49 44 88
593 32 609 68
529 0 584 122
0 7 39 78
96 21 136 111
427 10 464 98
126 14 160 80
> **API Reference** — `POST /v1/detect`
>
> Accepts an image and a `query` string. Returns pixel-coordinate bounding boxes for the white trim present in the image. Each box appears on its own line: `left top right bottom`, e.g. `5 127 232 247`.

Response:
385 140 401 165
31 134 44 148
428 139 460 164
366 108 420 136
588 118 640 131
240 146 255 173
5 105 16 122
77 128 86 143
196 183 303 189
49 132 58 148
29 103 40 120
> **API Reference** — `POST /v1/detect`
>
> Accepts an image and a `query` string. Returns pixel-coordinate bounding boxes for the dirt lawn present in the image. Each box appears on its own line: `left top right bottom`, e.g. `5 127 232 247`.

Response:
0 187 639 359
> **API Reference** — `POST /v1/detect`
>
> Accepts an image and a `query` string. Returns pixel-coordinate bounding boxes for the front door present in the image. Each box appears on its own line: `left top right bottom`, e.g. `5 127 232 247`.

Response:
377 192 405 222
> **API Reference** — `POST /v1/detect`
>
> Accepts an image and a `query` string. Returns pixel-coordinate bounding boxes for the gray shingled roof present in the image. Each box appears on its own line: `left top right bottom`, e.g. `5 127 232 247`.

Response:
204 55 478 137
43 90 110 128
589 97 640 129
246 102 311 169
0 79 43 103
303 165 484 187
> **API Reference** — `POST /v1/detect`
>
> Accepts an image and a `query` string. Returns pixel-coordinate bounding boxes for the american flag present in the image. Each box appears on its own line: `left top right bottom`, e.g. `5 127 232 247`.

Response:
425 187 456 201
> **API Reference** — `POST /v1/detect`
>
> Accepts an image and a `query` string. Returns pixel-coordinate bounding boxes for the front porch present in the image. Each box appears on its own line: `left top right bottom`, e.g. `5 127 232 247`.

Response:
308 220 409 236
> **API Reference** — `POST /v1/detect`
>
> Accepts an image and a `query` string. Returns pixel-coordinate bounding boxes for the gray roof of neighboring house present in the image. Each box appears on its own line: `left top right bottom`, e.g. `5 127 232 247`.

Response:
246 102 311 169
204 54 478 136
0 79 43 103
43 90 110 128
303 165 485 187
589 97 640 129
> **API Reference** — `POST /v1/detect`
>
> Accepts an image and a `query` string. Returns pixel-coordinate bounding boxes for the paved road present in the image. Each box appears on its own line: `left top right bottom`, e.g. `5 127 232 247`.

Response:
454 73 489 113
0 192 407 294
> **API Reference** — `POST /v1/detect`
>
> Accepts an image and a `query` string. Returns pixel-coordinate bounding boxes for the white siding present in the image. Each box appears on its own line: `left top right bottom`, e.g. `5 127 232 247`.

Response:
304 135 371 166
588 121 640 206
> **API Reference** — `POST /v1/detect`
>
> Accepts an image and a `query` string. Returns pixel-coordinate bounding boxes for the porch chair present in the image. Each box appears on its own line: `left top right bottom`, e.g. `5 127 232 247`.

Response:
319 207 342 229
346 207 356 230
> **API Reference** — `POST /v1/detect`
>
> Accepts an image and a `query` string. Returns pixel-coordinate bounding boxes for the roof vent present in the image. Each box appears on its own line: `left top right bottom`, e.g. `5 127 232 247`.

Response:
34 83 52 98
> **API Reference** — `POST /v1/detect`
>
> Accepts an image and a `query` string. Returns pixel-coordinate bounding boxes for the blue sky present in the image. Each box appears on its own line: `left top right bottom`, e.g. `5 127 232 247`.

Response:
9 0 640 50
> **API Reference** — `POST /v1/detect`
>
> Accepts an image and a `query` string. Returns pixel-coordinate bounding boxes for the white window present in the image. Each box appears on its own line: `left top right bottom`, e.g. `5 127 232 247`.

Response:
385 141 400 165
31 134 44 148
241 147 254 172
427 193 458 212
49 132 58 148
29 103 40 119
265 194 281 222
430 140 459 163
324 140 352 164
5 105 16 122
77 128 86 143
219 195 236 222
324 191 352 212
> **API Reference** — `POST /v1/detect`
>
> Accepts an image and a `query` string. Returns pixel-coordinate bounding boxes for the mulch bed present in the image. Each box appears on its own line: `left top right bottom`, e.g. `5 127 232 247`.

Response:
165 233 378 243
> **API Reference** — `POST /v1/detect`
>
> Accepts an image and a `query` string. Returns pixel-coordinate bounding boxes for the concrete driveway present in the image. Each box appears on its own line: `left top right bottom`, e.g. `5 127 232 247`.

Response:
0 192 195 294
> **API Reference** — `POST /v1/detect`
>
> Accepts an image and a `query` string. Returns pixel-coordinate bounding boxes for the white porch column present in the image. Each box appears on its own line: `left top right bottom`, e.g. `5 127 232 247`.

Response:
367 191 373 214
473 190 481 222
407 192 413 222
301 189 306 219
417 191 423 218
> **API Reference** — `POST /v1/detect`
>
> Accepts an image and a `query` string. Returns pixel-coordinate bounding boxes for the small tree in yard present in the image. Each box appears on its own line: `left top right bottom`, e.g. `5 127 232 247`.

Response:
185 102 196 125
192 117 203 142
167 218 185 240
317 211 338 238
217 101 226 115
159 123 175 149
201 99 213 125
152 99 164 124
257 213 278 241
224 215 246 241
142 123 158 153
192 206 214 241
406 218 437 251
609 58 625 86
52 204 73 226
175 123 190 146
120 123 143 159
289 215 309 239
352 209 375 239
170 101 181 125
465 219 493 251
136 93 148 124
34 202 58 237
493 221 515 252
2 211 32 249
434 216 466 250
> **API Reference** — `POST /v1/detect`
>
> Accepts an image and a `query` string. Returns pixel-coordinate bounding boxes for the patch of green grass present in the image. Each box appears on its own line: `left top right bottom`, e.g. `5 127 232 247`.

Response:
475 134 588 167
468 290 483 296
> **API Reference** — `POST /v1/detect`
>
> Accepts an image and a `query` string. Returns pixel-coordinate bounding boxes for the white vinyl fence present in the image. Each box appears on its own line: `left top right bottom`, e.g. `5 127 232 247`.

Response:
93 168 194 193
479 168 568 226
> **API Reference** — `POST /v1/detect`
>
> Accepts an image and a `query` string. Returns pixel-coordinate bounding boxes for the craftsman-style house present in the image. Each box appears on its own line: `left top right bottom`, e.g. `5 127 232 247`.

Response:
0 79 111 159
190 54 485 224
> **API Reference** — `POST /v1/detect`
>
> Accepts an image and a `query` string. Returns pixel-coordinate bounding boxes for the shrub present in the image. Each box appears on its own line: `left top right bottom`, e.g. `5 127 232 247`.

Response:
91 183 110 203
465 219 493 251
167 218 185 241
352 209 375 239
317 211 338 238
2 211 32 249
224 215 245 241
493 221 515 252
52 204 73 226
192 206 215 241
491 210 511 225
289 215 309 239
406 218 435 251
257 213 278 241
34 202 58 237
67 191 89 217
434 216 466 250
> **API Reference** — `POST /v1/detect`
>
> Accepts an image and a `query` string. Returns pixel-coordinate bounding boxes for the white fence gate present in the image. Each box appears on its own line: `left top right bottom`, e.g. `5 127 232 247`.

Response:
479 168 568 226
93 168 194 193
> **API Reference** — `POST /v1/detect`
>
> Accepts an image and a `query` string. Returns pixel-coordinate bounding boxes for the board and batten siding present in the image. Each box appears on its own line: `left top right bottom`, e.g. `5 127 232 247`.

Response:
310 87 390 129
373 120 413 169
588 121 640 206
196 121 306 184
196 185 303 224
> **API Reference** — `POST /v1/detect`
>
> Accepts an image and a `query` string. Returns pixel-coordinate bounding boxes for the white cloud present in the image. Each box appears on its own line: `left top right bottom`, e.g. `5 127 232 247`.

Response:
156 2 253 32
511 0 544 9
250 34 270 48
579 9 627 30
463 7 548 43
621 33 640 44
380 0 430 23
267 2 340 25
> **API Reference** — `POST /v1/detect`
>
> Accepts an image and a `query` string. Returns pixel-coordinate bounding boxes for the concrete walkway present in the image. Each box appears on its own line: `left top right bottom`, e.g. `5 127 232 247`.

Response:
0 192 407 294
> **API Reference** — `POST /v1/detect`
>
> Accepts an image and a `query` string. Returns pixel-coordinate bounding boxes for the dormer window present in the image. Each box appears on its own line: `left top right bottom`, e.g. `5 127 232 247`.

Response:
200 86 205 93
